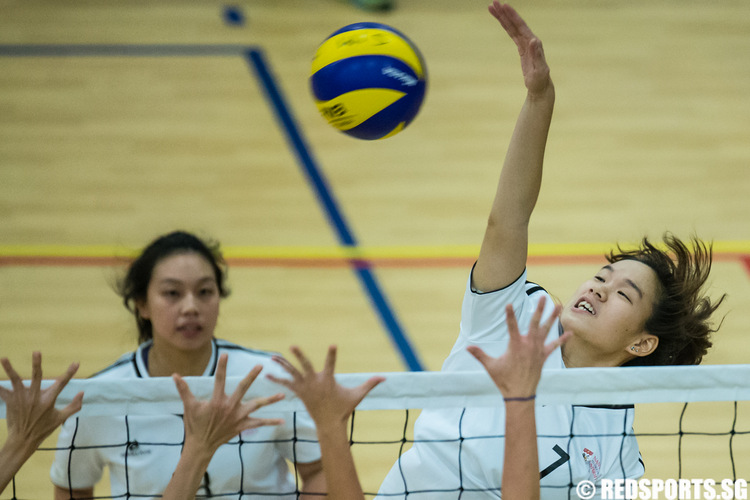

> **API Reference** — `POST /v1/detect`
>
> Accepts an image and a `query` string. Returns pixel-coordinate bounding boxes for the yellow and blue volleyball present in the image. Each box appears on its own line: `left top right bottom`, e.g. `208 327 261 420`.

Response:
310 22 427 140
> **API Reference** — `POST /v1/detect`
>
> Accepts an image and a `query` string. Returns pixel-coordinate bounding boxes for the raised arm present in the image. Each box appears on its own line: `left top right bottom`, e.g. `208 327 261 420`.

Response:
467 298 571 500
0 353 84 494
473 2 555 292
162 354 284 500
268 346 384 500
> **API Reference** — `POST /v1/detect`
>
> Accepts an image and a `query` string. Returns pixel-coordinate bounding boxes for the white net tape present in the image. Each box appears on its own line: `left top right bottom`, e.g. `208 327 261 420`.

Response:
3 364 750 417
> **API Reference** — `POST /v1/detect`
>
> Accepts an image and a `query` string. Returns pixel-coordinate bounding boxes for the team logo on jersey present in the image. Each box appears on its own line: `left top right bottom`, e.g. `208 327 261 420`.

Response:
582 447 602 480
122 441 152 458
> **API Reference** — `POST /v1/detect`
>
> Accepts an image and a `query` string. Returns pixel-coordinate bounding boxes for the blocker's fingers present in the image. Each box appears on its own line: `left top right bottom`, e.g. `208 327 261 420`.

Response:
529 296 547 328
271 355 301 380
541 304 562 333
266 373 293 391
212 354 229 399
48 362 81 400
323 345 338 375
30 351 43 395
505 304 521 342
172 374 196 406
230 365 263 406
249 392 285 412
59 391 84 420
359 376 385 397
545 330 573 357
466 345 492 369
246 417 284 430
1 357 24 392
289 346 316 375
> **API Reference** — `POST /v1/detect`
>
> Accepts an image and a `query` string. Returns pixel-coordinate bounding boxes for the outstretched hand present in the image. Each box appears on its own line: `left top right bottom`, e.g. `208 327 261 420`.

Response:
0 352 84 494
468 297 571 400
0 352 84 449
268 345 384 427
488 2 551 97
173 354 285 455
163 354 285 500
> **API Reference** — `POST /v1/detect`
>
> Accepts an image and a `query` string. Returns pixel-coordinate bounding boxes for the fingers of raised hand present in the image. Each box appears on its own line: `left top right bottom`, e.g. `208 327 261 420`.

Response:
245 416 284 431
31 351 43 394
212 353 229 399
271 355 299 382
290 346 316 375
544 329 572 357
1 357 23 392
230 365 262 406
59 391 84 421
323 345 338 376
246 392 285 414
540 304 561 333
48 361 80 401
265 372 293 394
173 374 196 406
355 376 385 404
466 345 492 369
505 304 521 342
529 296 547 330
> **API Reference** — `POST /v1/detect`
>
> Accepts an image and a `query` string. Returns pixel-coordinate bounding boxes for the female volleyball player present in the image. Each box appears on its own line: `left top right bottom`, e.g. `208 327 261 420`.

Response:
0 353 83 494
375 2 726 499
267 297 569 500
50 231 327 499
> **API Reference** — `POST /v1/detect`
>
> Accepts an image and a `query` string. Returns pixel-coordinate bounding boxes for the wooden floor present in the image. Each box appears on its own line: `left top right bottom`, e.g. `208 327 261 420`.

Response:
1 0 749 497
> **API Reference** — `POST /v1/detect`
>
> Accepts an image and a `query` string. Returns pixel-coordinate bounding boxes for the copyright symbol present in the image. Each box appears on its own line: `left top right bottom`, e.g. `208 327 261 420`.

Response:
576 480 596 499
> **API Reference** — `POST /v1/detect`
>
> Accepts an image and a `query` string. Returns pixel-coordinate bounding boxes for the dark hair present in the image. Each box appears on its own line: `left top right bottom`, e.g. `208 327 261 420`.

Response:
609 233 725 366
116 231 230 344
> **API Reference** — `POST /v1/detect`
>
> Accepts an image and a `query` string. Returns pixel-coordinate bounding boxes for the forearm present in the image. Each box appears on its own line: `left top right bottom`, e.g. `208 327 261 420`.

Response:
0 437 37 493
494 84 555 226
475 84 555 291
316 423 365 500
161 442 214 500
502 401 540 500
299 467 327 500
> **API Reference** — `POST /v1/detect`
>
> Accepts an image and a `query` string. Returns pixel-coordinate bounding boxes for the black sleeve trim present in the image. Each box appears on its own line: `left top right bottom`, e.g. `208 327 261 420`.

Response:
88 354 137 379
469 261 527 295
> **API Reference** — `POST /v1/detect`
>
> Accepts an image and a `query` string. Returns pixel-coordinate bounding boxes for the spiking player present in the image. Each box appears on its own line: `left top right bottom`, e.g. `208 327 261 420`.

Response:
374 2 725 498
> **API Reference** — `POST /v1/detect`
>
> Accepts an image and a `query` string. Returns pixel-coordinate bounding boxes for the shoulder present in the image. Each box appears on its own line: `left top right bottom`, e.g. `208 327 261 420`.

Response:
215 338 281 359
524 279 549 298
214 338 284 375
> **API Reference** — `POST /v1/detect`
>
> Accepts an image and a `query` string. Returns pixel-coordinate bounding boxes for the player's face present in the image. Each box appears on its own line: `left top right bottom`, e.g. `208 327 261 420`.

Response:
560 259 659 365
138 252 220 354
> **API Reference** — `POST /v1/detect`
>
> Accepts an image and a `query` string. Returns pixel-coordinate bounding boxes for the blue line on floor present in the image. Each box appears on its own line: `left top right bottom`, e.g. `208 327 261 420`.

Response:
0 44 249 57
246 48 425 372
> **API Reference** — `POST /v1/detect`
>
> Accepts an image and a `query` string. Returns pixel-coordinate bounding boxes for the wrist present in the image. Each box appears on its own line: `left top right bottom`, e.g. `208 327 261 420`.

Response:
315 420 350 439
180 438 218 465
527 81 555 103
503 394 536 403
0 438 35 471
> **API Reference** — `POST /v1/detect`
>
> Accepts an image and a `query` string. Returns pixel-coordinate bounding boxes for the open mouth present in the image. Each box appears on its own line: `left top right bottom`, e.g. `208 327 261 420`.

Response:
177 324 203 335
575 299 595 315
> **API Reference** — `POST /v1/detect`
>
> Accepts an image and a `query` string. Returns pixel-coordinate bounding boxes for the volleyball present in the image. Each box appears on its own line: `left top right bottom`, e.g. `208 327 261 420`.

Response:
310 22 427 140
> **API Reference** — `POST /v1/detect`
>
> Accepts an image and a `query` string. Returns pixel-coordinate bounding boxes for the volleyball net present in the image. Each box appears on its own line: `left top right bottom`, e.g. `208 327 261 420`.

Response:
2 364 750 499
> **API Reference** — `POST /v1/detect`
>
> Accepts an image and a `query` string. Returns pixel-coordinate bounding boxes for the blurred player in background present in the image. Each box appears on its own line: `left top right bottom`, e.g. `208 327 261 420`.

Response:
50 231 326 499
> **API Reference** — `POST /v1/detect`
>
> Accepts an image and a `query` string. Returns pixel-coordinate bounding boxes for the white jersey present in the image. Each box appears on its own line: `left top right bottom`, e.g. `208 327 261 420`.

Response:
376 269 645 499
50 338 321 499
